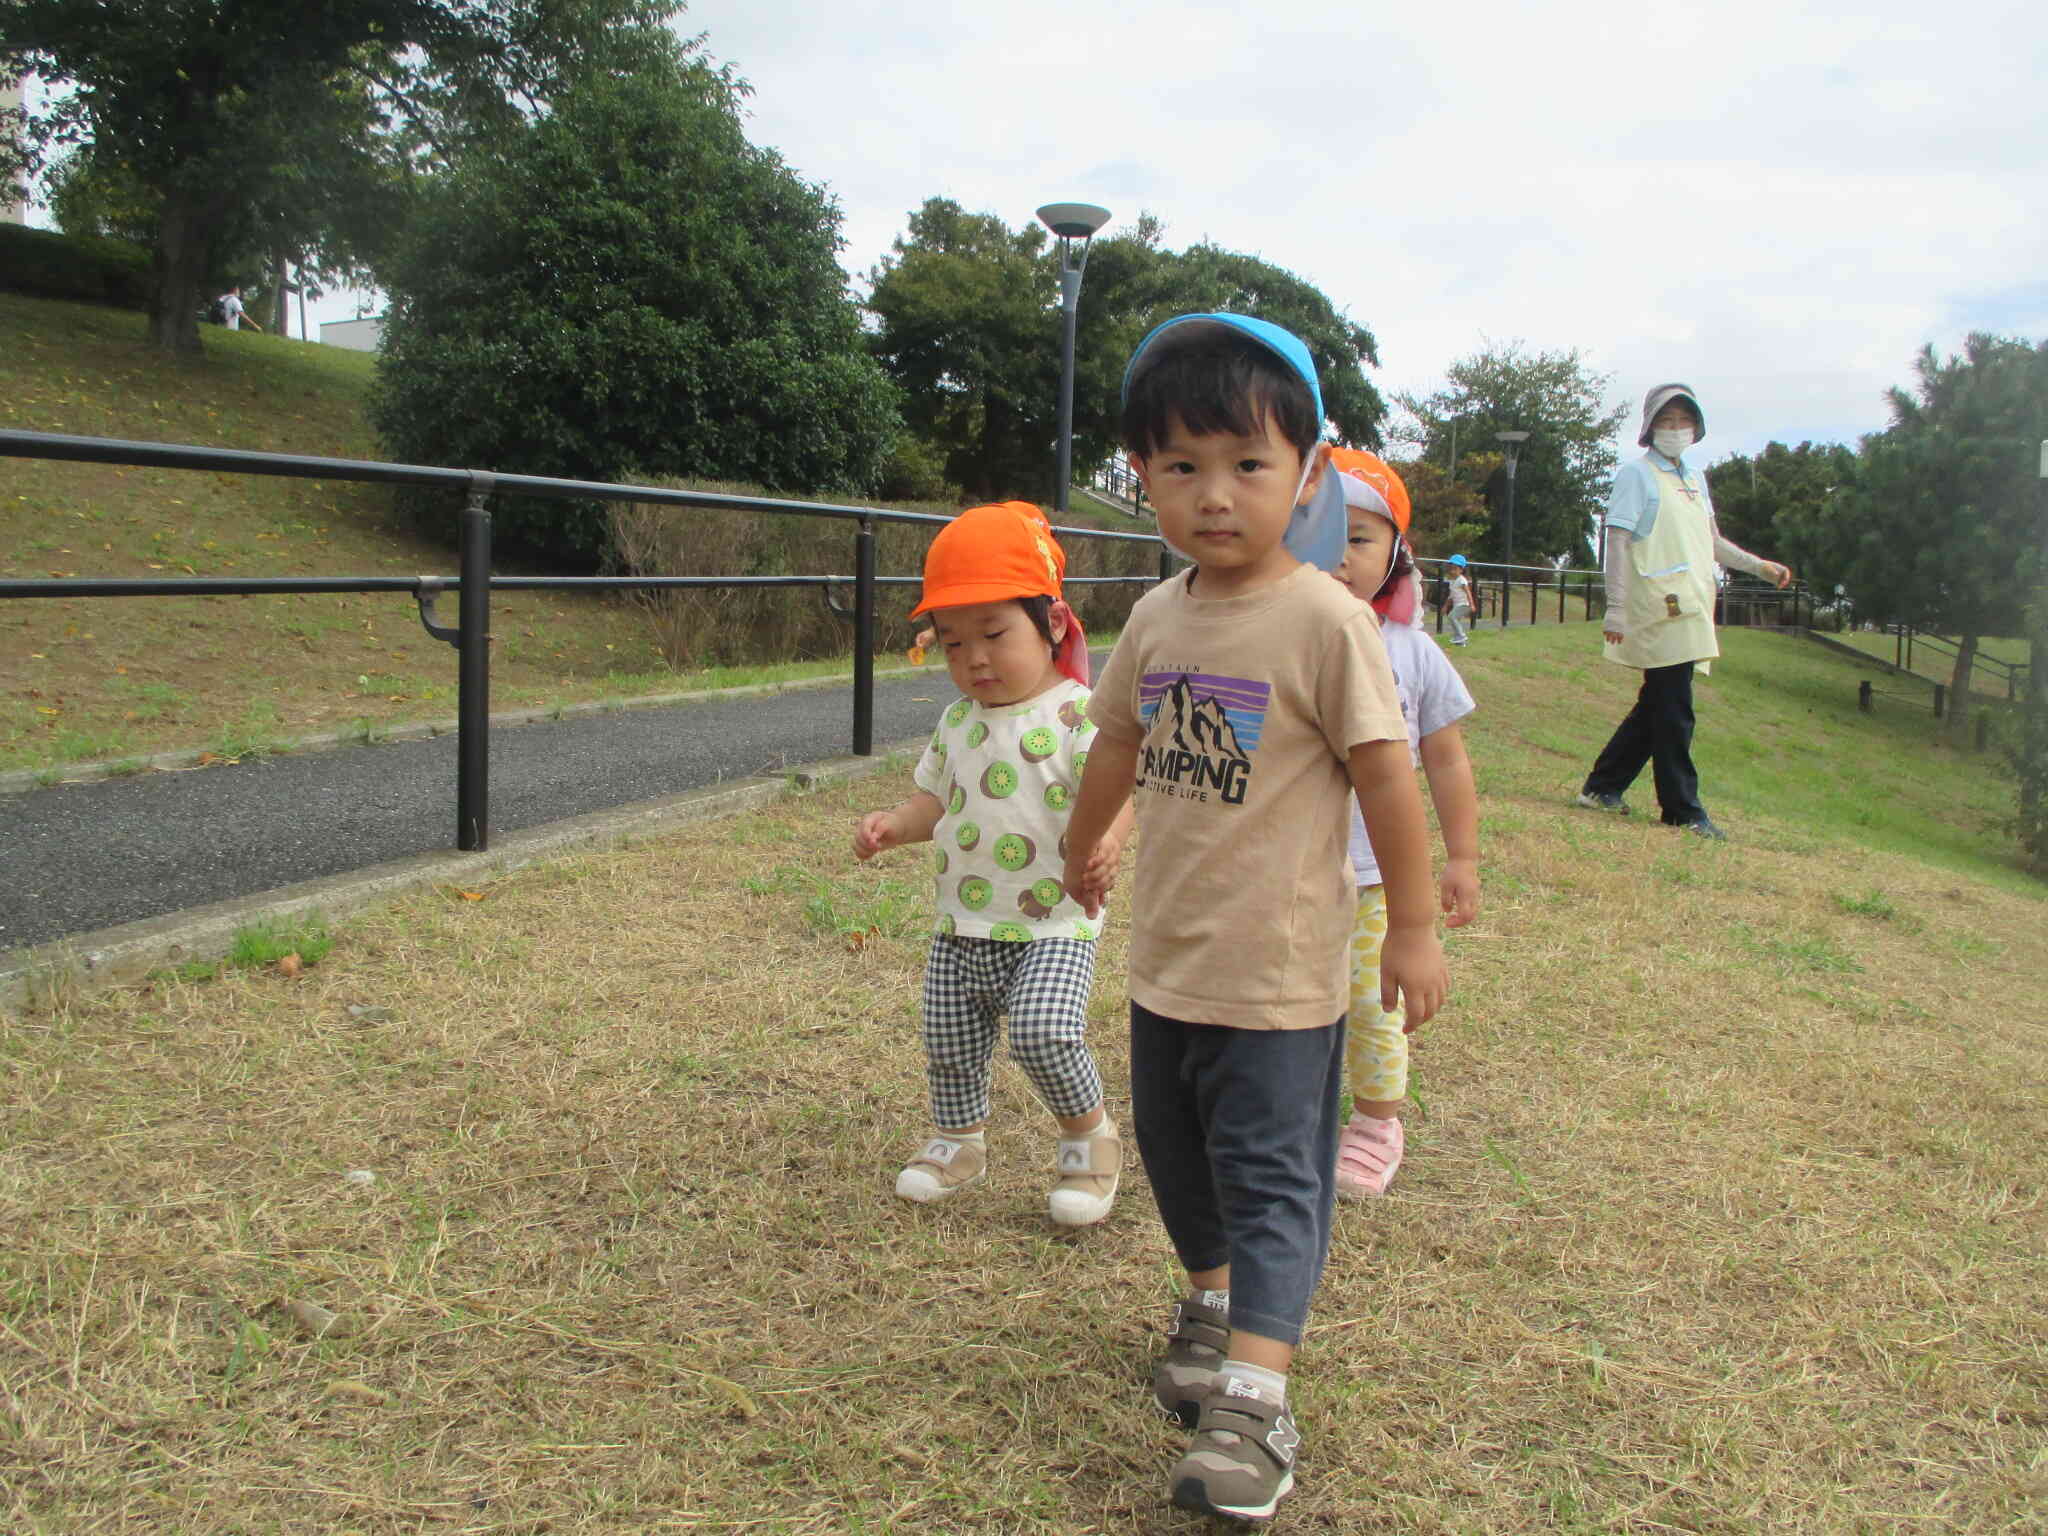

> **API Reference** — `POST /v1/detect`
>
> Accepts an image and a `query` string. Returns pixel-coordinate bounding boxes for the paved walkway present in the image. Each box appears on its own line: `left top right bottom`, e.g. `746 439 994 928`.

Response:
2 661 1098 952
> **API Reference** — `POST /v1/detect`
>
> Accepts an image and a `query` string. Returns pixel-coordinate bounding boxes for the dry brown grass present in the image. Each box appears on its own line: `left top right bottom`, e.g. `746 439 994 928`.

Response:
4 634 2047 1532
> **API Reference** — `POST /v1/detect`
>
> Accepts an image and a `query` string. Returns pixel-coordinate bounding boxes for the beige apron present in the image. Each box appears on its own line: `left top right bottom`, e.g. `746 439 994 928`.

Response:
1605 456 1718 673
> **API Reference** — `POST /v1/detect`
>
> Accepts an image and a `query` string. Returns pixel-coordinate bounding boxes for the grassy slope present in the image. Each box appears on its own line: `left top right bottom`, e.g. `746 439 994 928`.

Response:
1 292 1164 774
3 618 2043 1532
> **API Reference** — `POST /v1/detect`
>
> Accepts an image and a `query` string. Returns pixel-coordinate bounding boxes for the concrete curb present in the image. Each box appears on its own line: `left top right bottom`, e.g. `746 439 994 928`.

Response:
1 736 924 1014
0 660 947 798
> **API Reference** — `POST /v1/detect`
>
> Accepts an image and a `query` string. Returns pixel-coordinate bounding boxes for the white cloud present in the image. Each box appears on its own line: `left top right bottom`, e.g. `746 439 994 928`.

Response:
689 0 2048 470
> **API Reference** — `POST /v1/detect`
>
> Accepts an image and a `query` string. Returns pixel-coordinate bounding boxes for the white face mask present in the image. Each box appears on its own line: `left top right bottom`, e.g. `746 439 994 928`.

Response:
1652 426 1694 460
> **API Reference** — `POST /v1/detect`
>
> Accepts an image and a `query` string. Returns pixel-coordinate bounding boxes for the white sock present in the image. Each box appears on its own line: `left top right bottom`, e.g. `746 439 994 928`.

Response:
1217 1359 1287 1405
1064 1115 1114 1142
937 1129 985 1146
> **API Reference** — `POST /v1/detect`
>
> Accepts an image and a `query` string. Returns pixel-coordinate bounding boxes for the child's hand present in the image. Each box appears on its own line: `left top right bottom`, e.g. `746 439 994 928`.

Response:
1380 924 1447 1031
853 809 901 861
1439 857 1481 929
1080 830 1126 900
1062 843 1108 919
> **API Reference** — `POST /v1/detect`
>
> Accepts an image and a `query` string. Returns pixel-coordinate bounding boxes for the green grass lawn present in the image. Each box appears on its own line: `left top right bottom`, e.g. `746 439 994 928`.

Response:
2 292 1143 775
3 614 2042 1533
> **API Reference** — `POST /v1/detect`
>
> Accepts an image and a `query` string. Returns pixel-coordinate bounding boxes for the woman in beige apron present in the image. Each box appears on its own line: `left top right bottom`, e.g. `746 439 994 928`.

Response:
1576 384 1791 839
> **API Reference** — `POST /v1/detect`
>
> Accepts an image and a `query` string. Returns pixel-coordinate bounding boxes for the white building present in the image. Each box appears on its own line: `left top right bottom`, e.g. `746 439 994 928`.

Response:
320 314 385 352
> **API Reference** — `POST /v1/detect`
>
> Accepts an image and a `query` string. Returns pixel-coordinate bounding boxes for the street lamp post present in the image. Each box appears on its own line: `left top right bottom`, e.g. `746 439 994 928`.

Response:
1496 430 1531 562
1036 202 1111 516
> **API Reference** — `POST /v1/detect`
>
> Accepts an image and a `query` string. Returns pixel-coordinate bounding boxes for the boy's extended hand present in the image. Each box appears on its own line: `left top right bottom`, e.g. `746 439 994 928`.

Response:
853 809 903 861
1439 856 1481 929
1062 841 1109 919
1381 924 1447 1031
1080 828 1126 901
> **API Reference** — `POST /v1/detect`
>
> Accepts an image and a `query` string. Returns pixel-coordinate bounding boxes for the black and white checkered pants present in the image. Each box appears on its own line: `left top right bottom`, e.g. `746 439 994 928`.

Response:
921 934 1102 1130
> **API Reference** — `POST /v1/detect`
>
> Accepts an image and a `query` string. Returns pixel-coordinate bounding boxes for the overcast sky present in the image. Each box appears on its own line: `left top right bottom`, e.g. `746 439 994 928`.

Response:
680 0 2048 467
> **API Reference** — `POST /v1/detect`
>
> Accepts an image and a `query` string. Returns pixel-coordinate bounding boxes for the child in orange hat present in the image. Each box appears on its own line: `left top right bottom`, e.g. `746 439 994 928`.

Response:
853 502 1134 1225
1325 450 1481 1198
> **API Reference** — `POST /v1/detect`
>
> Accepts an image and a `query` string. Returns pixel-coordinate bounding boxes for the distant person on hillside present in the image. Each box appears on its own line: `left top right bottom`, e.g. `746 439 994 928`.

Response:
853 501 1133 1228
1576 384 1792 839
1445 554 1473 644
216 286 260 332
1325 450 1480 1199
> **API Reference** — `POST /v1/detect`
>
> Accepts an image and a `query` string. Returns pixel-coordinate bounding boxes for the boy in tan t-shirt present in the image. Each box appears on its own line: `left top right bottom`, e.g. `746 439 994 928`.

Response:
1063 314 1448 1524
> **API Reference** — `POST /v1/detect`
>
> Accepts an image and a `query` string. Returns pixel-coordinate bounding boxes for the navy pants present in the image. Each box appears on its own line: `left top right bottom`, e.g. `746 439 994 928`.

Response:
1129 1003 1346 1348
1583 661 1706 826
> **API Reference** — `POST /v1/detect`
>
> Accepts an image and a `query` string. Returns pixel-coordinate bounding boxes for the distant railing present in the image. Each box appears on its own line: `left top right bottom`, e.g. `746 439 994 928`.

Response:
1086 459 1146 513
1871 625 2030 701
0 429 1171 854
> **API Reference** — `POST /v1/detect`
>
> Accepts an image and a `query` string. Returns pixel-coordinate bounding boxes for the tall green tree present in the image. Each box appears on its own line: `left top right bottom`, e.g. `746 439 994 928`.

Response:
1704 441 1856 565
865 200 1384 503
0 0 676 355
370 47 899 562
1779 334 2047 750
1396 343 1627 564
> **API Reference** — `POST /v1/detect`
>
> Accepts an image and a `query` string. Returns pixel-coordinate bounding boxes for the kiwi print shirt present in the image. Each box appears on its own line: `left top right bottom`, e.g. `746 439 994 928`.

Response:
912 677 1101 943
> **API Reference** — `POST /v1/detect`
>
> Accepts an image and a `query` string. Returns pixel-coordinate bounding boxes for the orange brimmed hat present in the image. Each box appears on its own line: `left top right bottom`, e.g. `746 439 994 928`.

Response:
911 502 1065 615
911 501 1090 683
1327 447 1411 534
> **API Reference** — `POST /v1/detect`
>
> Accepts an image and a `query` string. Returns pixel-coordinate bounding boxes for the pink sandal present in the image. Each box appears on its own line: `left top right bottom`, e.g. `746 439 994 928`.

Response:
1335 1113 1404 1199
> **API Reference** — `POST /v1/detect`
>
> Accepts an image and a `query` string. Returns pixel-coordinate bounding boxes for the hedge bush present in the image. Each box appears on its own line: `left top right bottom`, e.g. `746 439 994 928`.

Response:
0 223 151 310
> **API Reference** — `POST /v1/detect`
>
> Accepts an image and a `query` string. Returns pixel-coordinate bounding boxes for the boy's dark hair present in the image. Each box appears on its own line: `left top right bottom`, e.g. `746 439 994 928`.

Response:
1122 322 1320 462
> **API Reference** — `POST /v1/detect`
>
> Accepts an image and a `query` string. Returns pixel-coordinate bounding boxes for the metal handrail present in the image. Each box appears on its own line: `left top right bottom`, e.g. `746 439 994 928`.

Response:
1 428 1173 853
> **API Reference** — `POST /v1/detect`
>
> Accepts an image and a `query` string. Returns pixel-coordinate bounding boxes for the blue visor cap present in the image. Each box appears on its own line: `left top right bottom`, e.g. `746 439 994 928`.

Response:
1120 312 1324 425
1122 312 1344 572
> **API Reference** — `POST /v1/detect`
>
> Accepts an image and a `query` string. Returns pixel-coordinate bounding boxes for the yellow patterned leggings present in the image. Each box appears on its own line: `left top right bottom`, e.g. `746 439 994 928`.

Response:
1344 884 1408 1106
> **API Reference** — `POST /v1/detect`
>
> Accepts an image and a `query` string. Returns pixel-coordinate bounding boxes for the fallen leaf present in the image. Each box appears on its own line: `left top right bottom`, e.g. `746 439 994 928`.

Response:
277 953 303 979
323 1380 387 1406
455 890 486 902
283 1298 355 1338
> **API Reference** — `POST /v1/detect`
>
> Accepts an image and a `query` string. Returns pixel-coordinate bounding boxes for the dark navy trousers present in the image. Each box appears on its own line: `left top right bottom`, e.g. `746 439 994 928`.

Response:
1129 1002 1346 1348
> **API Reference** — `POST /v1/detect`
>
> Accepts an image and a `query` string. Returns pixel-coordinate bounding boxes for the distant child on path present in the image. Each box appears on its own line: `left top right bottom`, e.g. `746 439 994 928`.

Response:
854 502 1133 1227
1444 554 1473 644
1063 314 1448 1523
1325 450 1480 1198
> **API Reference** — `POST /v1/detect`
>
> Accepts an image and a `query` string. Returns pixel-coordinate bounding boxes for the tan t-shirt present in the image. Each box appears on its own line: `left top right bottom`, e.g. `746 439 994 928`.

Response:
1090 562 1407 1030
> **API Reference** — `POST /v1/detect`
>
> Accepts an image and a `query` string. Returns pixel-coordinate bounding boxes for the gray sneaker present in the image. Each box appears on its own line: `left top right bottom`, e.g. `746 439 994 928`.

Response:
1151 1292 1230 1426
1575 790 1631 814
1169 1376 1300 1523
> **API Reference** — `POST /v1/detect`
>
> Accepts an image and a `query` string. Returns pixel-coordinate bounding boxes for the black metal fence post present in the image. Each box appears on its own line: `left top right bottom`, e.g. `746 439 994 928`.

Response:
1159 545 1173 584
853 517 876 756
457 477 494 851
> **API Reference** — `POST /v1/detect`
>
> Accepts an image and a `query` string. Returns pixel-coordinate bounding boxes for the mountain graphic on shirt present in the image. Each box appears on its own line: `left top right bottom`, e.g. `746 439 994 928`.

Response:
1155 675 1247 763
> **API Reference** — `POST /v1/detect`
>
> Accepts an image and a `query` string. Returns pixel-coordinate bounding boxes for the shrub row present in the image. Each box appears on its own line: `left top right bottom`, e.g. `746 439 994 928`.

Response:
0 222 151 309
605 485 1163 669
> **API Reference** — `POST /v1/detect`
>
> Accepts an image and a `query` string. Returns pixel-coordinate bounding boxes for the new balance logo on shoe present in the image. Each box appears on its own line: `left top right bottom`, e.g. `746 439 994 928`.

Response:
1265 1413 1300 1466
923 1140 959 1163
1225 1378 1264 1401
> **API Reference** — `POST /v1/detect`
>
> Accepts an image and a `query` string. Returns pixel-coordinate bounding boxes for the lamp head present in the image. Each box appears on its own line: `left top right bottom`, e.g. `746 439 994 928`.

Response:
1036 202 1112 240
